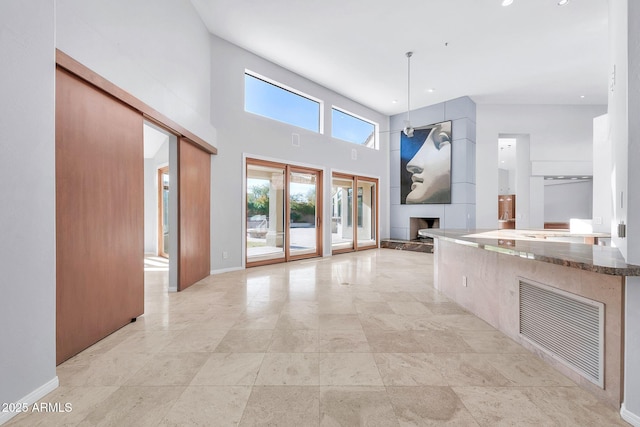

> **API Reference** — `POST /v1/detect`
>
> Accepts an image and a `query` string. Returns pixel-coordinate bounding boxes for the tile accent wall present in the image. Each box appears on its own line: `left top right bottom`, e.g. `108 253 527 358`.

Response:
390 96 476 240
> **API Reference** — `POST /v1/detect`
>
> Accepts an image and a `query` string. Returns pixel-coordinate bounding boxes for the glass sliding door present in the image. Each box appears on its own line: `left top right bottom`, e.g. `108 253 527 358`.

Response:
331 173 378 253
288 168 322 259
246 161 286 265
246 159 323 266
356 178 378 249
331 175 355 252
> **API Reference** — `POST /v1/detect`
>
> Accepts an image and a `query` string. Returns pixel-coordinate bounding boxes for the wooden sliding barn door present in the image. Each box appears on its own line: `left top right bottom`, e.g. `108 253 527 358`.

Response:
56 68 144 364
178 138 211 290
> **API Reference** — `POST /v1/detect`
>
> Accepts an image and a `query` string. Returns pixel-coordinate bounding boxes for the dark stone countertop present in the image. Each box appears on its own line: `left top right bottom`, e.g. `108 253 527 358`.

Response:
419 229 640 276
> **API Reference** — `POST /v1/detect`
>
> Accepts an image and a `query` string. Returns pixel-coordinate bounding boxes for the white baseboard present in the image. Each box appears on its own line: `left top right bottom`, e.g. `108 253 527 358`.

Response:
210 266 244 275
621 403 640 426
0 376 59 425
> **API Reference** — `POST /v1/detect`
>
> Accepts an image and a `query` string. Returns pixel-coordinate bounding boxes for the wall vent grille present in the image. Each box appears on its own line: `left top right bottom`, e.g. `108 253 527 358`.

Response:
518 278 604 387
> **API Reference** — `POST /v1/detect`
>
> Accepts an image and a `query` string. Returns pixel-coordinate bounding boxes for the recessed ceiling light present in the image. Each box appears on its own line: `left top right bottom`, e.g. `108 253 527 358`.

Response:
558 0 569 5
502 0 514 6
501 160 505 163
571 177 578 180
581 176 589 179
392 100 398 104
546 177 554 180
558 176 565 179
580 95 585 99
427 88 435 93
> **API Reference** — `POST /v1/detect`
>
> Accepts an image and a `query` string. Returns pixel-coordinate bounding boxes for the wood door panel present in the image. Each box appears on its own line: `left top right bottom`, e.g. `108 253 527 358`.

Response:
56 68 144 364
179 138 211 290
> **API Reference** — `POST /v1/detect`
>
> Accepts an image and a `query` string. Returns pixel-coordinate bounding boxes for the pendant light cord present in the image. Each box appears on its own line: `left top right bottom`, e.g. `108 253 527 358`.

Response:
406 51 413 125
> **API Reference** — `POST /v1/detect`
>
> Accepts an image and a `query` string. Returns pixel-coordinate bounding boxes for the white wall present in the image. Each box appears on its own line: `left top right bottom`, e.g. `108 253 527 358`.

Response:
0 0 57 421
210 35 389 271
55 0 216 288
498 168 509 195
476 104 606 229
529 176 544 229
592 114 612 233
611 0 640 424
169 139 179 291
389 97 476 238
608 1 629 257
56 0 216 146
144 158 159 254
0 2 217 421
544 180 593 223
514 134 532 229
626 1 640 264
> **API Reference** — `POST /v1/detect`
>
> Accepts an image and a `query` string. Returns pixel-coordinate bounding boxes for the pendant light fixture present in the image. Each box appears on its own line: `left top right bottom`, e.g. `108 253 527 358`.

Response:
403 51 414 137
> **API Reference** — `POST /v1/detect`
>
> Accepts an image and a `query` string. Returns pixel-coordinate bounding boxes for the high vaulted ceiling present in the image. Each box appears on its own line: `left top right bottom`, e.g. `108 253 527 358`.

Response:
190 0 609 116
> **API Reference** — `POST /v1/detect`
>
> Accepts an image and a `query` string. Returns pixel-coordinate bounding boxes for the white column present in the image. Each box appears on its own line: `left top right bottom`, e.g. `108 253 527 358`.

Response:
610 0 640 424
515 135 531 229
592 114 613 233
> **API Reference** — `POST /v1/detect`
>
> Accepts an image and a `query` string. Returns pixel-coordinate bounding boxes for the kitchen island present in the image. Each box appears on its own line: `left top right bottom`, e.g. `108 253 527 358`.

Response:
419 228 640 408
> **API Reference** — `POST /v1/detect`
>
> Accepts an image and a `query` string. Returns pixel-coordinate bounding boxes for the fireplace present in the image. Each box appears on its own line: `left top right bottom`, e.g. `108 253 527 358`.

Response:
410 217 439 240
380 217 439 252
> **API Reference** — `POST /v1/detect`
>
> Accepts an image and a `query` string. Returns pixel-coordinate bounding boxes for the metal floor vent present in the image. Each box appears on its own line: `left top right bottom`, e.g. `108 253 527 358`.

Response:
518 278 604 387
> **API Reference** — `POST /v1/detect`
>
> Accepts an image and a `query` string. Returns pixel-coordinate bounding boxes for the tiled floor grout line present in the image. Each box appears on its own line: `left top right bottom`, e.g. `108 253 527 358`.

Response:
5 250 630 426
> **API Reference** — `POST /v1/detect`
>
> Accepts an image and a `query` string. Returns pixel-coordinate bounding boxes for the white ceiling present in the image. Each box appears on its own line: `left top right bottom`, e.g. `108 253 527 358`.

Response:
190 0 609 116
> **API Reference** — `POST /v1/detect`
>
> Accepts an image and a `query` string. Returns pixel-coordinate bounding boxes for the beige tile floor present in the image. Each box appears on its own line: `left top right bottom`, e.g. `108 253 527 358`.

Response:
6 249 629 426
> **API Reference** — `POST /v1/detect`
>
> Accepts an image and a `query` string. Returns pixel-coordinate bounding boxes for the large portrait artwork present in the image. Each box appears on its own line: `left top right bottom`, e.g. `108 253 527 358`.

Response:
400 120 452 204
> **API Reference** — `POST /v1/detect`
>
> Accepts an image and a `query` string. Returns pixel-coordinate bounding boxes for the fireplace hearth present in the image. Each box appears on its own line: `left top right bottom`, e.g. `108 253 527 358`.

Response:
380 217 440 253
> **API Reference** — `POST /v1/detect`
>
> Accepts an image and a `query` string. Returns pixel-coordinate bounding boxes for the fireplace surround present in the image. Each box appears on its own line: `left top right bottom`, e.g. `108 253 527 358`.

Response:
410 217 439 240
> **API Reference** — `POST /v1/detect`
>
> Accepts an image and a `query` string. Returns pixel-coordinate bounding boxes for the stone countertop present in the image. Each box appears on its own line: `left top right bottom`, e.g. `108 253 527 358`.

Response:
419 228 640 276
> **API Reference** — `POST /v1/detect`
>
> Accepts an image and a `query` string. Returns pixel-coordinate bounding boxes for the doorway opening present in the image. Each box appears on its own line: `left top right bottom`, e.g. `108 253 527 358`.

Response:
143 122 178 291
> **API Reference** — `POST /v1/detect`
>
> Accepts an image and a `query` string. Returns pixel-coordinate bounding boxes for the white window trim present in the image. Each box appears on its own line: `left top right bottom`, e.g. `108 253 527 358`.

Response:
245 69 324 134
331 105 379 149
